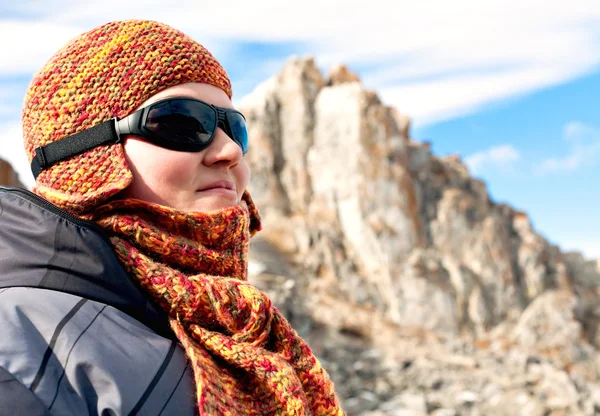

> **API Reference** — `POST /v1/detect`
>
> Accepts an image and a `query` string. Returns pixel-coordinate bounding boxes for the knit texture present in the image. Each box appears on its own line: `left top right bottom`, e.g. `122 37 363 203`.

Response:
22 19 232 214
23 19 345 414
84 192 345 415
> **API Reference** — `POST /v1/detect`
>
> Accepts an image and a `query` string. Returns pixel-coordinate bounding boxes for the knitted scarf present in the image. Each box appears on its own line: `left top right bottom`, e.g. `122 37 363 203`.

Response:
85 191 344 415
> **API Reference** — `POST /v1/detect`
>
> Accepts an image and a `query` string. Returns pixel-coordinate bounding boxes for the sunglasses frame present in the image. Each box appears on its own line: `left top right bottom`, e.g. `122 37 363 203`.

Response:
30 97 249 179
114 97 248 154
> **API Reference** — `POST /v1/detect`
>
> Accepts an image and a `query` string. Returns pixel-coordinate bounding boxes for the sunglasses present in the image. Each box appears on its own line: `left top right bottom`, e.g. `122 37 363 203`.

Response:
30 98 249 179
117 98 248 154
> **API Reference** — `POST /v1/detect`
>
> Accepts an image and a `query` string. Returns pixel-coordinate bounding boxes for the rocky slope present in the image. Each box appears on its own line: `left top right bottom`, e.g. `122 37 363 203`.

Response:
240 57 600 415
2 58 599 415
0 158 23 188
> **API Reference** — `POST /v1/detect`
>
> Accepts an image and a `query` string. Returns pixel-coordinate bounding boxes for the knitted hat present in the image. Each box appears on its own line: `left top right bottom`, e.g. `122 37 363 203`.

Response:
22 19 233 214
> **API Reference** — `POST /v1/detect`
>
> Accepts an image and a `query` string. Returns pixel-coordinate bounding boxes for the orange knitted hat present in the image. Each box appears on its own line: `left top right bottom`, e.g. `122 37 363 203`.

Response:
22 19 232 214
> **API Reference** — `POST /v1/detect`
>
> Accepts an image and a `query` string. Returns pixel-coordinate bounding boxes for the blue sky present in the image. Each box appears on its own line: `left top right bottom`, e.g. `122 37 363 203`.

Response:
0 1 599 256
414 71 600 255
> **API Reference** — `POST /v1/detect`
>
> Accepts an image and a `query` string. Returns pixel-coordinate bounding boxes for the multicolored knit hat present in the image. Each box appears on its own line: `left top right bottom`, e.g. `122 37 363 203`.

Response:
22 19 232 214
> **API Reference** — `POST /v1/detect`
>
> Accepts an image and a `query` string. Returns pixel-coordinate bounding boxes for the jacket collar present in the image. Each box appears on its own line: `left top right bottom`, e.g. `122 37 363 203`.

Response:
0 187 173 338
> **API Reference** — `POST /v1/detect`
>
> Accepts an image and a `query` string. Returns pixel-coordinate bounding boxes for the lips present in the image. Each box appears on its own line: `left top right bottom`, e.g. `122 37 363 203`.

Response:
197 180 236 192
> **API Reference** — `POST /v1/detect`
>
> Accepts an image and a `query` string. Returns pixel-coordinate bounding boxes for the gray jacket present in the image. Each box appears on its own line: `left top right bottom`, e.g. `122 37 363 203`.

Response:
0 187 197 416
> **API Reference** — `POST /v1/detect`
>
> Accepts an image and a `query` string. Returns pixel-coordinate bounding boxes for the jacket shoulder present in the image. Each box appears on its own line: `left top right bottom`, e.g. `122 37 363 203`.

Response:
0 287 196 416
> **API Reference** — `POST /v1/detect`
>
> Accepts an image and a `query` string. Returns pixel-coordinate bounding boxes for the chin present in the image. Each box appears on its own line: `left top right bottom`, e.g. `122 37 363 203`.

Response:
189 197 240 213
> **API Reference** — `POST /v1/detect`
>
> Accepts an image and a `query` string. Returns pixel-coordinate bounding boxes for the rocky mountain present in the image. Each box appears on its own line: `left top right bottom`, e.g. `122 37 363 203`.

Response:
240 57 600 415
2 58 599 415
0 158 23 188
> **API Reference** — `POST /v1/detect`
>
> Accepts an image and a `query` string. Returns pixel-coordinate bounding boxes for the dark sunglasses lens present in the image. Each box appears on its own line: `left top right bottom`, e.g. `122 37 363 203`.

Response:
146 100 216 149
226 112 248 153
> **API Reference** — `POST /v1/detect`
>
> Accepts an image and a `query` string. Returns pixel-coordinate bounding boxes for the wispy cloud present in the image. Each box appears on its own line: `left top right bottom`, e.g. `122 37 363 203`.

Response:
0 0 599 126
465 145 521 176
536 122 600 175
561 238 600 259
0 20 85 76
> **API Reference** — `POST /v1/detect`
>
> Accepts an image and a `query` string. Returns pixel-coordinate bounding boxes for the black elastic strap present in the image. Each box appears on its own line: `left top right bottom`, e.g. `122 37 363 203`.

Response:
31 120 120 179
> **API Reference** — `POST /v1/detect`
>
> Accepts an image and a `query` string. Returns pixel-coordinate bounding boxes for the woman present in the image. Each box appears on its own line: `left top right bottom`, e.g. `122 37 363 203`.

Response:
0 20 344 415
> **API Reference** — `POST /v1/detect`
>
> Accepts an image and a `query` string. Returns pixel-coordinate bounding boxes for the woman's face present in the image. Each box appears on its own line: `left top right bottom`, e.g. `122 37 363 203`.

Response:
120 83 249 213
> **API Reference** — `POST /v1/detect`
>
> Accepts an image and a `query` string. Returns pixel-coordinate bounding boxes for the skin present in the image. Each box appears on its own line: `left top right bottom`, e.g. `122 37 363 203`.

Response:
119 83 249 213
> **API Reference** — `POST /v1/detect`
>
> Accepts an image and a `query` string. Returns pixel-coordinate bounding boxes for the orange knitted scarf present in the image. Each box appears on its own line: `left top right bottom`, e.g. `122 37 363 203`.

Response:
84 192 344 415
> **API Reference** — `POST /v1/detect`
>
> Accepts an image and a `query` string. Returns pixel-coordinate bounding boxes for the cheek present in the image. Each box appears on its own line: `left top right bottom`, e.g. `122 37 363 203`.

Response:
124 139 197 196
151 157 196 187
234 159 250 196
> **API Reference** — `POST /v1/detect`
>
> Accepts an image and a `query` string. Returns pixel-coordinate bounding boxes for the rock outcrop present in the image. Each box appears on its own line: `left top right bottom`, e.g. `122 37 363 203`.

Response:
0 158 23 188
1 57 597 415
242 57 600 415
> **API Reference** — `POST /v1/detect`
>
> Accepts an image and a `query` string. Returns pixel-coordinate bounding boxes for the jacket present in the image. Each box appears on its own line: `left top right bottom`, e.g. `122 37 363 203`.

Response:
0 187 197 416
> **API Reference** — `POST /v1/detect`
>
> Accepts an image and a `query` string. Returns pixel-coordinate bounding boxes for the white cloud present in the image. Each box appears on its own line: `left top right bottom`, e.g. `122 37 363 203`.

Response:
375 61 591 126
0 1 598 126
560 239 600 259
465 145 521 176
0 0 599 187
0 20 85 76
563 121 600 142
536 122 600 175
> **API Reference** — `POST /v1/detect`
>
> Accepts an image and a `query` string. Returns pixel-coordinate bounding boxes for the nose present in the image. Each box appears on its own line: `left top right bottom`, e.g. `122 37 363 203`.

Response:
202 127 243 168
